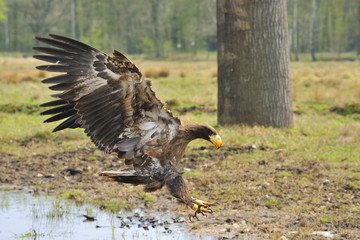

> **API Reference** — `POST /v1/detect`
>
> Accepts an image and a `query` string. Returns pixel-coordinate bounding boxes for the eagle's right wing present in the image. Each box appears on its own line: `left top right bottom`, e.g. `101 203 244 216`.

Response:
34 34 180 167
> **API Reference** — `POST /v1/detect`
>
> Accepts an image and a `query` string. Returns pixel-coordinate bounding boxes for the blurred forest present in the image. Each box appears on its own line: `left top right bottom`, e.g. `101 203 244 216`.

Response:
0 0 359 59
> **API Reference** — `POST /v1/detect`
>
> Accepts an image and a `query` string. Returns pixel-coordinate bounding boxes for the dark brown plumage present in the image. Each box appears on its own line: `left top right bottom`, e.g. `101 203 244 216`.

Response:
34 34 222 219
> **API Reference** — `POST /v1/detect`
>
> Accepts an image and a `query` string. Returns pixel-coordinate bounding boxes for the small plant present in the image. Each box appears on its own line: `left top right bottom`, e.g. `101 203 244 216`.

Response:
184 170 203 177
19 230 38 239
141 193 156 202
61 189 86 203
0 199 10 208
265 199 283 209
278 171 292 178
86 207 93 216
103 200 125 213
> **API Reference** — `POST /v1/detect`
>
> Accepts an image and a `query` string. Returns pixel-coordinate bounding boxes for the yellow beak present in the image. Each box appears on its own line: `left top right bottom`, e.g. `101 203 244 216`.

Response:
209 134 222 149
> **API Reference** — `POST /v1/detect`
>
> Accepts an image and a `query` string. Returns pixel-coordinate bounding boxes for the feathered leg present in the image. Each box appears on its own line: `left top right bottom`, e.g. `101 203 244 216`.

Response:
165 172 214 220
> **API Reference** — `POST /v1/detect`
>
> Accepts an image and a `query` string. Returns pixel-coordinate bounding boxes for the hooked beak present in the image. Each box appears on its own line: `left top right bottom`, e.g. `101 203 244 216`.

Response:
209 134 222 149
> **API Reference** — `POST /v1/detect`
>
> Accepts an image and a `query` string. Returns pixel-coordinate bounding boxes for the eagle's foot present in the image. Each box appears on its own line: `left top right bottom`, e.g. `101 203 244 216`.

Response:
189 199 215 221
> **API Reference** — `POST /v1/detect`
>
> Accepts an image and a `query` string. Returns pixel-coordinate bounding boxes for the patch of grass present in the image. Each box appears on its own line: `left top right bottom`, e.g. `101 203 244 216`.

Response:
19 230 41 239
46 199 71 219
330 103 360 116
141 193 156 202
319 214 336 223
278 171 292 178
85 207 93 216
0 104 41 115
103 200 129 213
184 169 204 177
61 189 86 203
265 199 284 210
0 199 9 208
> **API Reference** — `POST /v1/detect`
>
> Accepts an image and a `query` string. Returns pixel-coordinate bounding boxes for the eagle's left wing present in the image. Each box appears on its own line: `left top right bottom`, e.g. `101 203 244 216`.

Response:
34 34 180 167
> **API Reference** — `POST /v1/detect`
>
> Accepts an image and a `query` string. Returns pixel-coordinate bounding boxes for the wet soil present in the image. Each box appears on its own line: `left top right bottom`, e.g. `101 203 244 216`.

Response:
1 140 360 239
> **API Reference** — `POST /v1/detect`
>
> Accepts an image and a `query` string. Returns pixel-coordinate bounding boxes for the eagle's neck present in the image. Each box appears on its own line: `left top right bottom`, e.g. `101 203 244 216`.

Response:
179 120 207 143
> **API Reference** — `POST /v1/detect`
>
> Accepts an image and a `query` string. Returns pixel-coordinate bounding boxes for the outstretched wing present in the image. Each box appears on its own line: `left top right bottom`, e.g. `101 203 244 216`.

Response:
34 34 180 167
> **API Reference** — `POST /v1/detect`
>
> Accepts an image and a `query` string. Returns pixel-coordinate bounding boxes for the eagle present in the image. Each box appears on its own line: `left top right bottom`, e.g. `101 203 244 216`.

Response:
33 34 222 219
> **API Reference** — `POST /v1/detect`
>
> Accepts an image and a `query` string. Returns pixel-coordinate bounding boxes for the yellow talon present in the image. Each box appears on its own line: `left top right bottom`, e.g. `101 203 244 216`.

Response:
193 199 215 207
189 199 215 221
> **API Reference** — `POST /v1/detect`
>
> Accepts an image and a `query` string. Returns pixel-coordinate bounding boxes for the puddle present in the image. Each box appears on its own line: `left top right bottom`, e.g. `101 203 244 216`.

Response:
0 190 216 240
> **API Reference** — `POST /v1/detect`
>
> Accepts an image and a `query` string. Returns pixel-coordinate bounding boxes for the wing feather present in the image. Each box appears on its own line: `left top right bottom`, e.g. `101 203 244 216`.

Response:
34 34 180 167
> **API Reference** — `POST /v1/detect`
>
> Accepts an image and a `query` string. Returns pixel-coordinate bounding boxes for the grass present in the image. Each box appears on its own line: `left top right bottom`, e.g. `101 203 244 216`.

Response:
0 57 359 238
141 193 156 202
143 66 169 78
61 189 87 203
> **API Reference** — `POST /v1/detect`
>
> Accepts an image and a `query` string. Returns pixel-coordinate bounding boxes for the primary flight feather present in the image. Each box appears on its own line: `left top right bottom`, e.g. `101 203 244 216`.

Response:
34 34 222 219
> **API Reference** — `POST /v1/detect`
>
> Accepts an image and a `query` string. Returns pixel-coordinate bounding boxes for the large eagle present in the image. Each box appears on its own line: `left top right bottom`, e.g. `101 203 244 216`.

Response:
33 34 222 219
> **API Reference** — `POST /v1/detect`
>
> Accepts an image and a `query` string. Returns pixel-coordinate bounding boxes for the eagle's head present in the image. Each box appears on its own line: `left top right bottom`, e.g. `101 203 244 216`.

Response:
199 125 222 149
181 120 222 149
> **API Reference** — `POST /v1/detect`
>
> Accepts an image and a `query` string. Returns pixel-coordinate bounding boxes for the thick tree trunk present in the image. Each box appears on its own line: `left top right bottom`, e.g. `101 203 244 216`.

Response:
309 0 317 61
217 0 293 128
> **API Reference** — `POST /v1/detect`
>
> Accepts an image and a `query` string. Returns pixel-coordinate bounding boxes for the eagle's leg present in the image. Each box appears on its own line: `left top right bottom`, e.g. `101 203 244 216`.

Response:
190 199 215 220
165 172 215 220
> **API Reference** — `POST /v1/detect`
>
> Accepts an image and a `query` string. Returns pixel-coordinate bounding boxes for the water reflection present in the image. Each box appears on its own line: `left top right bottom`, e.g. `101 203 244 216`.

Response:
0 190 215 240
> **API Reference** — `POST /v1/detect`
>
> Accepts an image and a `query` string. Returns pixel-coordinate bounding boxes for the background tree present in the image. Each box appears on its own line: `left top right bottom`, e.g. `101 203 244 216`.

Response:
217 0 293 128
0 0 358 59
309 0 317 61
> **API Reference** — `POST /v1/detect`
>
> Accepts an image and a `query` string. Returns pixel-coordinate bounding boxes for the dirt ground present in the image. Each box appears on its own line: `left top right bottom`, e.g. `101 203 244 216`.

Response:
1 136 359 240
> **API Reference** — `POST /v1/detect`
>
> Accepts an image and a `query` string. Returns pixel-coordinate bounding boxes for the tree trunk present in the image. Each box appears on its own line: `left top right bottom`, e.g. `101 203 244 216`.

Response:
357 4 360 56
288 28 292 60
70 0 79 39
193 0 201 57
149 0 161 57
217 0 293 128
4 14 9 52
292 0 298 61
309 0 317 61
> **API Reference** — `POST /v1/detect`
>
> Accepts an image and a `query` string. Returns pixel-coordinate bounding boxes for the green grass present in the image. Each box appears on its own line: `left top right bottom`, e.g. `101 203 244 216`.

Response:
61 189 87 203
0 57 360 238
141 193 156 202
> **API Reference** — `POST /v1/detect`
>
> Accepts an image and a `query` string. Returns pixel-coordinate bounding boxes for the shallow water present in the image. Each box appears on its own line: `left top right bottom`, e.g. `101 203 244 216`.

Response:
0 190 216 240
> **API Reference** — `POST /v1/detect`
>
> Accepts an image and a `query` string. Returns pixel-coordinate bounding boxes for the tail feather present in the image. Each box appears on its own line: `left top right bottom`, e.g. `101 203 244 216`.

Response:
100 170 151 185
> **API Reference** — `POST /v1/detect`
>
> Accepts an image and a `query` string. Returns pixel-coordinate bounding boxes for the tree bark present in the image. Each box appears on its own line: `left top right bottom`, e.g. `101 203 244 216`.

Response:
217 0 293 128
309 0 317 61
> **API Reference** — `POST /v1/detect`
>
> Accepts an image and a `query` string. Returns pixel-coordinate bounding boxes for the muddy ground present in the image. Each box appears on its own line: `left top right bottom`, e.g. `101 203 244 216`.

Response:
1 136 359 240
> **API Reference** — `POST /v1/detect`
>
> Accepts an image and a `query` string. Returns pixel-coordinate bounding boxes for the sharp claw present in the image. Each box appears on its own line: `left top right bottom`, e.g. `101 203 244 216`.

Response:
189 213 199 222
189 199 215 220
